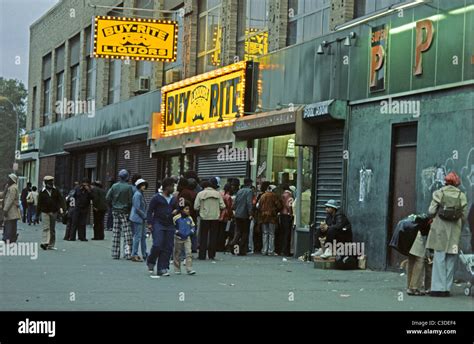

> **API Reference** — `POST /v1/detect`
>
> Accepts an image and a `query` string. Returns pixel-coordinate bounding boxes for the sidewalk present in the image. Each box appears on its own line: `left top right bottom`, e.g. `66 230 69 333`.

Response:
0 222 472 311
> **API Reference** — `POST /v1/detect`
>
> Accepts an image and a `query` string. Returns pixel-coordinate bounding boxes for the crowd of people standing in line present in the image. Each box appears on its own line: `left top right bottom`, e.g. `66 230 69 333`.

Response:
1 168 471 295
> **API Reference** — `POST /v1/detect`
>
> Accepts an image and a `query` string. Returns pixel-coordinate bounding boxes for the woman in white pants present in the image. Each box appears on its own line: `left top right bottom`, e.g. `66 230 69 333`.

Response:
426 172 468 297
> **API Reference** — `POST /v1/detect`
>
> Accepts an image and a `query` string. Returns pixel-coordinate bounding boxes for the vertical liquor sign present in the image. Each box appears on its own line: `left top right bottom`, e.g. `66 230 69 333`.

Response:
369 24 388 93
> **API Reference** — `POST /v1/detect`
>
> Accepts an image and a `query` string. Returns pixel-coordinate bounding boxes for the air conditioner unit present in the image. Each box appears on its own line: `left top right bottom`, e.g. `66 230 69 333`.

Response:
137 76 150 93
165 68 181 84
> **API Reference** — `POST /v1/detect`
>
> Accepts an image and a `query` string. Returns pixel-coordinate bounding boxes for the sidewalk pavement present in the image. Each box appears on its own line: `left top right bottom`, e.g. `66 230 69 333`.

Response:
0 221 472 311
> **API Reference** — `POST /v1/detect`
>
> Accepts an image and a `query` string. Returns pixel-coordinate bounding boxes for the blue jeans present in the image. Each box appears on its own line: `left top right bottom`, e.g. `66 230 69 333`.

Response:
27 204 37 224
146 223 175 273
131 221 147 258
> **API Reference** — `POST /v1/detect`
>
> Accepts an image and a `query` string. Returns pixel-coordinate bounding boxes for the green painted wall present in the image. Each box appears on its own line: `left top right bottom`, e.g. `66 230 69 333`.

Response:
346 86 473 270
257 0 474 108
40 90 161 155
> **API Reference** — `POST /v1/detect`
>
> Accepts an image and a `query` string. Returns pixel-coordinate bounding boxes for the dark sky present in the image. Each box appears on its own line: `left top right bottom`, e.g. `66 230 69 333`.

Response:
0 0 59 87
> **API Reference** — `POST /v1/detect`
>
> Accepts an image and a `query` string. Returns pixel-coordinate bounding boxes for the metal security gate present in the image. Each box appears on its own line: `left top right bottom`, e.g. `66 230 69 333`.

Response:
116 142 158 201
196 149 248 179
314 126 345 224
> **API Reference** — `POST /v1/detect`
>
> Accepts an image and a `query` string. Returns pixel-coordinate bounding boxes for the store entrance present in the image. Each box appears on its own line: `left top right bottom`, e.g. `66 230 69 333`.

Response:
388 124 418 268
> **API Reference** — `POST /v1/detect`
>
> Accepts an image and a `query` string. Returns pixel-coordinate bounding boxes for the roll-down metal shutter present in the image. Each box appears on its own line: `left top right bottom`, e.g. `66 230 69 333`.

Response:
314 126 344 224
116 142 158 201
85 152 97 168
196 149 248 179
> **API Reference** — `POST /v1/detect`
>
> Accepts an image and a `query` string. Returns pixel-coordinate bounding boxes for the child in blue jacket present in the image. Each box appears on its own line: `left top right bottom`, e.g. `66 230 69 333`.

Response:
173 202 196 275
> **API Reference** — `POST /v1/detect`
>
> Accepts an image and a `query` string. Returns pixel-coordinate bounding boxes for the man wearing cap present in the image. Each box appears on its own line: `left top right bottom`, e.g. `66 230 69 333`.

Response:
130 178 148 262
312 199 352 259
91 180 107 240
37 176 66 250
106 169 134 259
2 173 21 243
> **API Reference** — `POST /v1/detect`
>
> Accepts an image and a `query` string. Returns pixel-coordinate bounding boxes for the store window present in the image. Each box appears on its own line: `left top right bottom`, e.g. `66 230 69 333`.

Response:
255 134 313 228
237 0 269 60
197 0 222 74
287 0 330 46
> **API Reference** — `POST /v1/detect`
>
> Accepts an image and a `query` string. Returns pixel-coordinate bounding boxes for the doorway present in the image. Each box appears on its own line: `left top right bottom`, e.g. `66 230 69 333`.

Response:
388 123 418 268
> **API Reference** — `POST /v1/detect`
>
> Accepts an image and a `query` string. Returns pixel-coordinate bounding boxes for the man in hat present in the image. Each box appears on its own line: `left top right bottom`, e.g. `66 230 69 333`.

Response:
91 180 107 240
37 176 66 250
106 169 134 259
2 173 21 243
312 199 352 259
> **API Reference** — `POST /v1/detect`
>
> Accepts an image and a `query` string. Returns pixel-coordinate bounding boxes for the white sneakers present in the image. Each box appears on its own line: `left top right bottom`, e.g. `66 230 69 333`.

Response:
319 248 333 259
311 248 323 257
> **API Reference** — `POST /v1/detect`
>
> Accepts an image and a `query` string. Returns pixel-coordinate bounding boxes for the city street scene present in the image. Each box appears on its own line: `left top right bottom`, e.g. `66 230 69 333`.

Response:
0 0 473 332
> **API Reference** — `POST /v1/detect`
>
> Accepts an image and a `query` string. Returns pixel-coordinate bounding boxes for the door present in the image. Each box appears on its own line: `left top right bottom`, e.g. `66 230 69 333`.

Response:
388 124 418 268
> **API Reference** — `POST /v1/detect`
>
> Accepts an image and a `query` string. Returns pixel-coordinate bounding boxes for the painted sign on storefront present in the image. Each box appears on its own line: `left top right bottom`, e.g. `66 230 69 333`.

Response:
93 16 178 61
369 24 388 93
159 61 248 137
303 100 334 119
414 19 434 75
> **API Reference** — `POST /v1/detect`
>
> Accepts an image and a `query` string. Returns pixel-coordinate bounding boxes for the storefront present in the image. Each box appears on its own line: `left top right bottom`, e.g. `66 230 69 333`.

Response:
150 61 258 184
19 130 40 187
253 0 473 270
63 126 159 200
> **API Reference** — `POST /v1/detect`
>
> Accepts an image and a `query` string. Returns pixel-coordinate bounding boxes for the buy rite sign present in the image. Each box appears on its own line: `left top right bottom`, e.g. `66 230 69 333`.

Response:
157 61 249 138
93 16 178 61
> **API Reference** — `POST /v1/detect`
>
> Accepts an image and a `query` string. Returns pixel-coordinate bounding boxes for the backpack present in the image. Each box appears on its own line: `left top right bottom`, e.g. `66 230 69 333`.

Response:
438 190 463 221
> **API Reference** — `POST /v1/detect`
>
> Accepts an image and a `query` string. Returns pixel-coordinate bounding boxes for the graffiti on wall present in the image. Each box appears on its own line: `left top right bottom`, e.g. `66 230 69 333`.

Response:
359 167 373 202
421 147 474 199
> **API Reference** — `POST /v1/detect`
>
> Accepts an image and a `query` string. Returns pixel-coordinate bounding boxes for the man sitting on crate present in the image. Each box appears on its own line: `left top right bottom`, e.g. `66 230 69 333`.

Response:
312 200 353 259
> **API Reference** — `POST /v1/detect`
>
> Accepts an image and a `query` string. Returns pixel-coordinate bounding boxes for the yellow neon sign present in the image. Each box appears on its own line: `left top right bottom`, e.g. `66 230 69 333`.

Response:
159 61 248 137
93 16 178 62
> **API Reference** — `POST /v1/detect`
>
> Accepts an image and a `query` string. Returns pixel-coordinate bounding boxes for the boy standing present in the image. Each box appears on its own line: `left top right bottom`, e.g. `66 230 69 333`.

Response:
173 202 196 275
